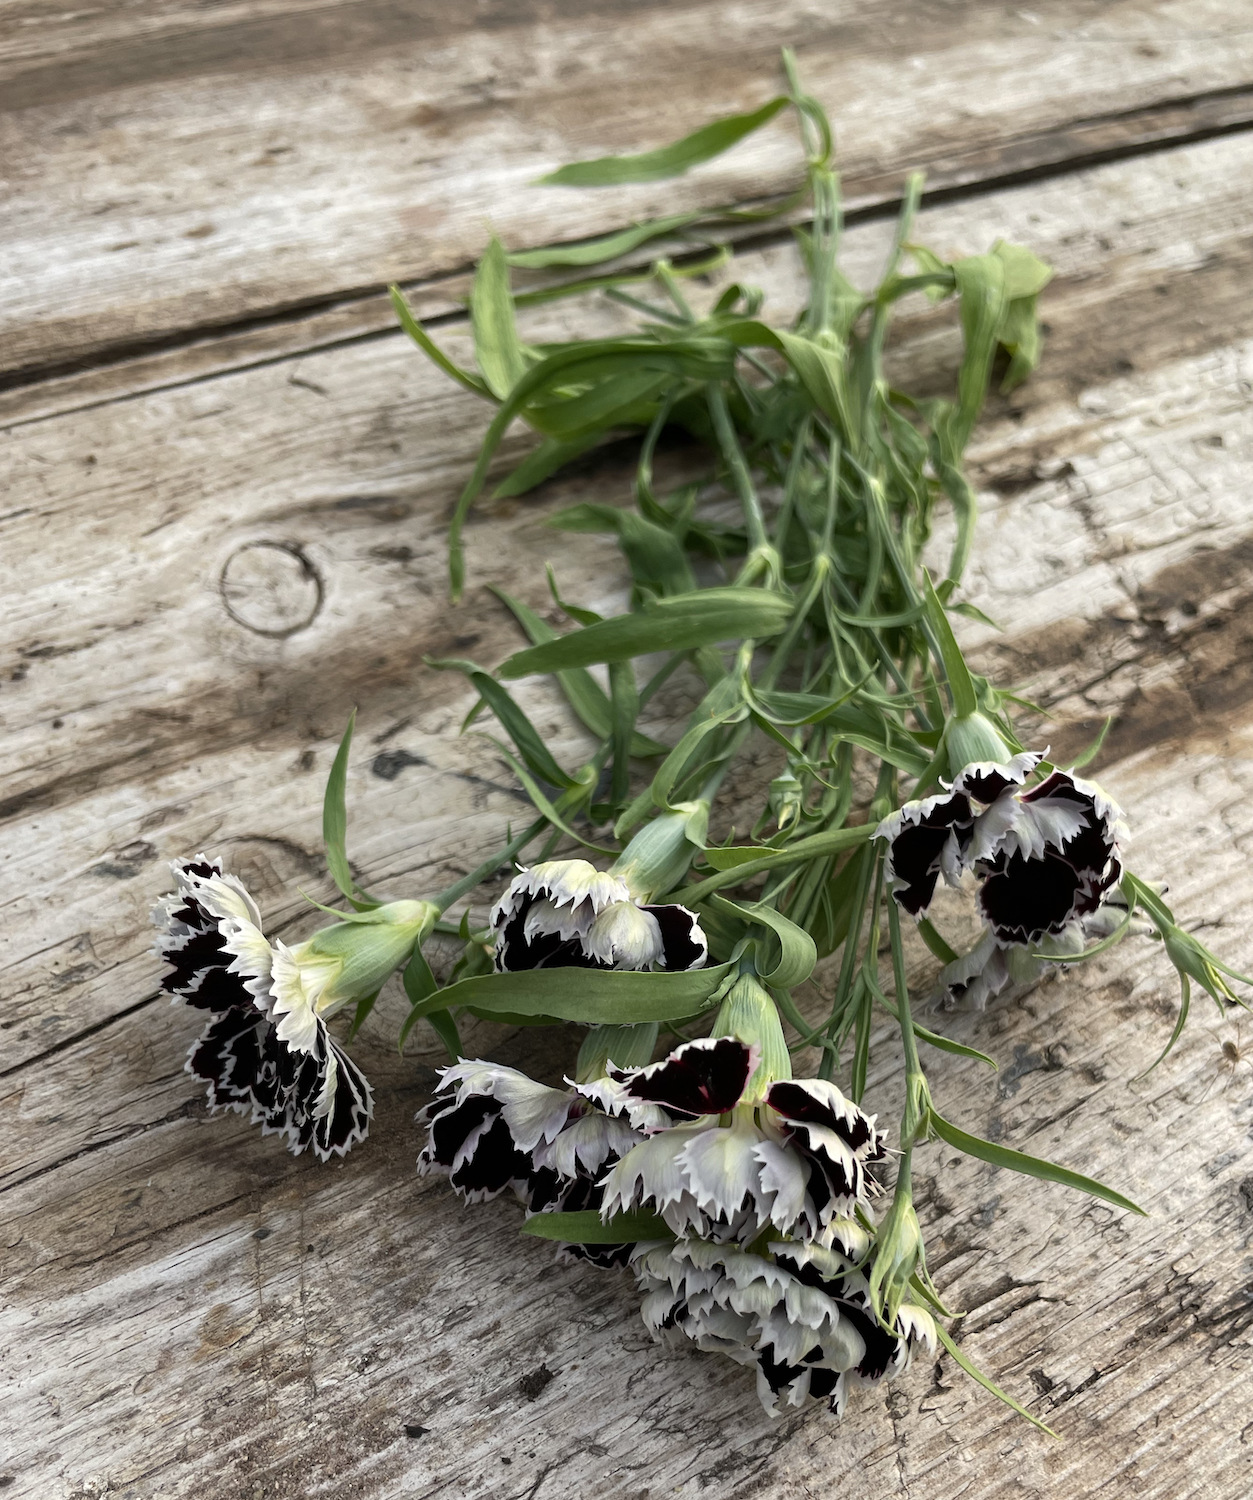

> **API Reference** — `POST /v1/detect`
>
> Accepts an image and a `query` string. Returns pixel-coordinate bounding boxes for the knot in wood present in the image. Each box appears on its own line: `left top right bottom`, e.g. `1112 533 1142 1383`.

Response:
220 540 323 637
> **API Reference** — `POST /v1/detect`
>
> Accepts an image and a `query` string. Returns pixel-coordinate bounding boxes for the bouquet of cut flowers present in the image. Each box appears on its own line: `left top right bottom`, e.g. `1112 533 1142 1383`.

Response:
151 54 1249 1430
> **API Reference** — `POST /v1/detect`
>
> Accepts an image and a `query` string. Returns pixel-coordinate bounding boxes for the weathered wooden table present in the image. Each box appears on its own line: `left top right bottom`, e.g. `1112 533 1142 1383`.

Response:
6 3 1253 1495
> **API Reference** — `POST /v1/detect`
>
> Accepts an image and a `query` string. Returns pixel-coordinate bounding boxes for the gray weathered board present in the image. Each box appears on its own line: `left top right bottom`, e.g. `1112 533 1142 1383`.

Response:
4 3 1253 1496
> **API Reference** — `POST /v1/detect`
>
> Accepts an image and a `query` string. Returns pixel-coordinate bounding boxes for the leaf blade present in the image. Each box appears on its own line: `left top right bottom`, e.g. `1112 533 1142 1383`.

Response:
538 97 789 187
928 1108 1146 1216
407 960 736 1026
498 589 793 677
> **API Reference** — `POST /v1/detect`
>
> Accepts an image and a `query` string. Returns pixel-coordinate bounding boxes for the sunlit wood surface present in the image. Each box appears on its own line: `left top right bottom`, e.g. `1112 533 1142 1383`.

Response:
5 4 1253 1496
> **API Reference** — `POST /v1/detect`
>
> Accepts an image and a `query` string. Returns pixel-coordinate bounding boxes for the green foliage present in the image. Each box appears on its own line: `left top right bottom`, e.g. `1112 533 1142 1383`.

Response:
378 50 1234 1433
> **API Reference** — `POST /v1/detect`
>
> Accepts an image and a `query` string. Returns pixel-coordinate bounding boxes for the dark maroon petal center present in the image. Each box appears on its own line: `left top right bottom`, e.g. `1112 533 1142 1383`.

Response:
616 1036 752 1117
767 1080 877 1151
888 792 972 916
642 904 706 971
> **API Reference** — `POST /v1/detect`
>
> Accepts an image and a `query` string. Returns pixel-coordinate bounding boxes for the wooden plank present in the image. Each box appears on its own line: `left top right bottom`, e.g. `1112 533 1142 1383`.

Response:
8 132 1253 1497
6 0 1253 382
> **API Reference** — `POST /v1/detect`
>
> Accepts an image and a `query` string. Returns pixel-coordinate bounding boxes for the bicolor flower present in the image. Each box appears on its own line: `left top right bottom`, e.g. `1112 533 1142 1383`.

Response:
599 1037 887 1245
876 751 1042 917
877 754 1126 947
973 769 1126 945
416 1058 670 1263
490 858 707 973
632 1232 935 1418
938 888 1139 1011
153 857 374 1161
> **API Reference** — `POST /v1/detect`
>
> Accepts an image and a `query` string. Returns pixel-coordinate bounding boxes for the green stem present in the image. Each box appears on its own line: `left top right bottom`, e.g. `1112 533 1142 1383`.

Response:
707 384 770 556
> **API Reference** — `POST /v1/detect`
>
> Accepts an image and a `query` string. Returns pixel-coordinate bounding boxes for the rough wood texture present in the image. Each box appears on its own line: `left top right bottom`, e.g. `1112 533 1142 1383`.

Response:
7 0 1253 383
6 6 1253 1497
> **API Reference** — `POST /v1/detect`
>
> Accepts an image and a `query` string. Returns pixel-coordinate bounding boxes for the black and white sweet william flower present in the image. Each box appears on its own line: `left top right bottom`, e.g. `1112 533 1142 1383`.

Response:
490 858 707 973
878 753 1126 948
416 1058 669 1265
632 1232 935 1417
599 1037 887 1245
155 858 428 1161
876 751 1042 917
974 768 1125 945
416 1059 650 1204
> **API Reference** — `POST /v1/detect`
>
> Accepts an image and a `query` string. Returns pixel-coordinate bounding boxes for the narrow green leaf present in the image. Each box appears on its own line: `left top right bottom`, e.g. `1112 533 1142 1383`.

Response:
917 917 959 965
348 988 380 1041
422 1006 464 1062
389 285 490 397
427 656 578 790
445 336 734 596
471 236 528 400
491 434 601 499
650 709 742 812
323 712 359 903
676 823 877 905
488 586 668 756
609 659 639 806
933 1321 1058 1438
521 1209 673 1243
704 844 775 871
928 1108 1146 1215
498 589 794 677
913 1024 997 1069
400 947 459 1057
537 97 789 187
1067 715 1113 772
776 329 855 439
1136 973 1192 1079
508 213 701 268
949 600 1002 630
871 987 996 1068
409 959 736 1026
712 895 816 989
549 503 695 597
479 736 613 853
922 572 978 718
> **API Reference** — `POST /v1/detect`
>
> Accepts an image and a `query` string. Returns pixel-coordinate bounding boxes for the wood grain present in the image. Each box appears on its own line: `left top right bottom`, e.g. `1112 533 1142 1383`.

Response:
6 0 1253 382
8 9 1253 1498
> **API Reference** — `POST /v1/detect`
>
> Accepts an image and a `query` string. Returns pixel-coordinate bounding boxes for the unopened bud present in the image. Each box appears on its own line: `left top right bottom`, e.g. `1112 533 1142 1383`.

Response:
868 1160 923 1329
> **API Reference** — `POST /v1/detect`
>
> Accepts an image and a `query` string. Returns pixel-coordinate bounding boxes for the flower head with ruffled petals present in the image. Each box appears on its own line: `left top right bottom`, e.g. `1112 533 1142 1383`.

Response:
598 1037 887 1246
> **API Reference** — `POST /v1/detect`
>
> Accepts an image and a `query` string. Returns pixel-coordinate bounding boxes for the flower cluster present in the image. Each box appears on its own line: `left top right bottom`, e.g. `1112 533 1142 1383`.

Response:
154 857 431 1160
876 754 1128 1008
416 1034 920 1416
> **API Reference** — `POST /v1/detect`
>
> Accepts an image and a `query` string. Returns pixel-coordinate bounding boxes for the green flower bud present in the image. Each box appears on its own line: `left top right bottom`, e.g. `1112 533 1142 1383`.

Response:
868 1153 923 1329
712 970 791 1100
272 899 437 1052
611 802 709 902
943 711 1013 778
768 769 804 832
1162 925 1241 1006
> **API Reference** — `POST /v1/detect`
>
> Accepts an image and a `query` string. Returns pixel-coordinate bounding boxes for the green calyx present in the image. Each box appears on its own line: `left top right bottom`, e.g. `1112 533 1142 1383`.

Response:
611 804 708 902
943 711 1013 778
712 968 791 1099
575 1021 660 1083
300 899 438 1009
867 1146 923 1329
